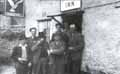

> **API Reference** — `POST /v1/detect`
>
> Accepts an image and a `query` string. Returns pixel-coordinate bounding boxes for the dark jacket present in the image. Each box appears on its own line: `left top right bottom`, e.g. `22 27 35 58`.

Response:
39 40 49 58
26 37 41 52
11 45 32 64
67 31 84 60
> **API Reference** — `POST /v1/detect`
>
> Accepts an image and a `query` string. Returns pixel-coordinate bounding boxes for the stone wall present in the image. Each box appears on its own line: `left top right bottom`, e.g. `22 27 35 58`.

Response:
82 0 120 74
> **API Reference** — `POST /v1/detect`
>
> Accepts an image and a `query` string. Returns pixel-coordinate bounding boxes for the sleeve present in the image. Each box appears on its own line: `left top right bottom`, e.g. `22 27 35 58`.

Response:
11 47 19 62
55 41 66 55
60 41 66 51
27 47 33 62
77 34 85 51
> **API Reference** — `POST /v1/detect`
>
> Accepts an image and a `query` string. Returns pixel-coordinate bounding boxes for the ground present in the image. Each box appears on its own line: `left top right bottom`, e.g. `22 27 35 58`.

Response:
0 65 15 74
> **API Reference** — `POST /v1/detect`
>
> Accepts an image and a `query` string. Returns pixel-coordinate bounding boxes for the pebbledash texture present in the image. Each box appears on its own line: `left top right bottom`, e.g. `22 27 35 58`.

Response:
81 0 120 74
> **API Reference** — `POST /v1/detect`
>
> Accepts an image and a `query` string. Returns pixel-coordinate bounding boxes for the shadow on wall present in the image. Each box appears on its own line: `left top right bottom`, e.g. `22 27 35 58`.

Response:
83 65 111 74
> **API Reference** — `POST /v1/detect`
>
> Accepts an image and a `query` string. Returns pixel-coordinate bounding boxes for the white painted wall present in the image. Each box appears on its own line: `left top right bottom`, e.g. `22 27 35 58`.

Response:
25 0 62 39
82 0 120 74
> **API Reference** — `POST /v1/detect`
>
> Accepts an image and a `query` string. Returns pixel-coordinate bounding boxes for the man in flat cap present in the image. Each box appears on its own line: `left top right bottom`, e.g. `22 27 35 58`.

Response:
27 27 42 74
66 24 84 74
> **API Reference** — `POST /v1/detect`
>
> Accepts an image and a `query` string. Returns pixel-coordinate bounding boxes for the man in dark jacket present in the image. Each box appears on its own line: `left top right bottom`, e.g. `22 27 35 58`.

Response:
36 35 49 74
67 24 84 74
26 27 42 74
11 37 32 74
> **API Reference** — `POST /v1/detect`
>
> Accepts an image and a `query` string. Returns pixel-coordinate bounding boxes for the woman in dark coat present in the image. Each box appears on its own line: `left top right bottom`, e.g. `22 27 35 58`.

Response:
49 34 66 74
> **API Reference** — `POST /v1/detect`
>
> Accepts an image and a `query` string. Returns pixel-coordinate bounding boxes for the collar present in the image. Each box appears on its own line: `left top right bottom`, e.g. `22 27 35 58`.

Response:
19 43 28 47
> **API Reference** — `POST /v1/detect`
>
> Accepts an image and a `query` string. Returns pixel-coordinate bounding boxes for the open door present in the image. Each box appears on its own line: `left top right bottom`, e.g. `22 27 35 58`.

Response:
62 11 83 33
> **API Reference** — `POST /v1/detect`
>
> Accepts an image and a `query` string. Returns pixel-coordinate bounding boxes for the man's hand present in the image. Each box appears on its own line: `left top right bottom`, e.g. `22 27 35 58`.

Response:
18 57 22 61
48 49 53 55
18 58 27 62
18 58 24 63
68 47 74 50
28 62 32 67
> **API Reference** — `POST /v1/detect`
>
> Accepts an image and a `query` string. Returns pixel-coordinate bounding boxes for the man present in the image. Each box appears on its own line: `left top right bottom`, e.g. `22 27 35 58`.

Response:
27 27 42 74
36 34 49 74
67 24 84 74
11 36 32 74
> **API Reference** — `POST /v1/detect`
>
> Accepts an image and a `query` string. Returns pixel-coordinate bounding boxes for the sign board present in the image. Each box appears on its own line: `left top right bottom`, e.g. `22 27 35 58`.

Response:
61 0 81 11
5 0 24 17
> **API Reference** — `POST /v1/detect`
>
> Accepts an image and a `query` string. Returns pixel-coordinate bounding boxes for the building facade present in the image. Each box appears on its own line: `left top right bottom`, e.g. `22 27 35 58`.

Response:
0 0 25 32
25 0 82 39
1 0 120 74
82 0 120 74
25 0 61 39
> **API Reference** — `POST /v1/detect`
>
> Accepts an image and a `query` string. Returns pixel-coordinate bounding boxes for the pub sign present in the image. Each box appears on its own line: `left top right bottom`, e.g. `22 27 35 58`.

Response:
5 0 24 17
61 0 81 11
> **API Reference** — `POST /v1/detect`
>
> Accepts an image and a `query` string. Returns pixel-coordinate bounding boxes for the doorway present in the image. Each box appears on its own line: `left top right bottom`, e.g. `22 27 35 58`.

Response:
62 11 83 33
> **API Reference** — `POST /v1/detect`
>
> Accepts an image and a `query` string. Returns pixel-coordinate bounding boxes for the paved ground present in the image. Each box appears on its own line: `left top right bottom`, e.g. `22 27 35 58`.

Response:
0 65 16 74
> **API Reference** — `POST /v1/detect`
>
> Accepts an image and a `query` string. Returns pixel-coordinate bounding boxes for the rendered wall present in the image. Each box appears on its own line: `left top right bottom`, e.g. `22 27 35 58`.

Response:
25 0 62 38
82 0 120 74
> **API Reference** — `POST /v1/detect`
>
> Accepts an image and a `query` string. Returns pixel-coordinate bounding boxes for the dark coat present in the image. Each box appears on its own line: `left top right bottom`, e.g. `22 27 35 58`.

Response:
26 37 43 74
49 40 66 74
11 45 33 74
11 45 32 64
67 31 84 60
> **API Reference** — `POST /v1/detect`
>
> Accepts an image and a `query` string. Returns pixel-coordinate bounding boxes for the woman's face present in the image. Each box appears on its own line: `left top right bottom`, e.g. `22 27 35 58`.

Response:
54 35 61 41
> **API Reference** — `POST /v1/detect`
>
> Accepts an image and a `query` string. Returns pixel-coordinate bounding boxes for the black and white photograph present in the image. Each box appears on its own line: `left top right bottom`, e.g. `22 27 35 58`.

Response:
0 0 120 74
5 0 24 17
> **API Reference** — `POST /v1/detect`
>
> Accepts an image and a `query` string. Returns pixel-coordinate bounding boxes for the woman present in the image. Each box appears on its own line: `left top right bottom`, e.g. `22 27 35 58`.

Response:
49 34 66 74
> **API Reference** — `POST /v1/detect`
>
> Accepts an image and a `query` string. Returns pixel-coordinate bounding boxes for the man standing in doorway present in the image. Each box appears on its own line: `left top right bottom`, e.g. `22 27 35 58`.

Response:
67 24 84 74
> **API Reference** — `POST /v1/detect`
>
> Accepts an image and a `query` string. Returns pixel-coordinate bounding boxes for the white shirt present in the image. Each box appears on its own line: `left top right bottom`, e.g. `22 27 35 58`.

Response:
19 44 28 61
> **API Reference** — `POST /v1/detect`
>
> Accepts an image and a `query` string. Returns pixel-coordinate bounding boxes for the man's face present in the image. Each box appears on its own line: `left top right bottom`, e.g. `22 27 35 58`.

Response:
70 24 76 31
56 25 61 31
54 35 61 41
31 29 36 37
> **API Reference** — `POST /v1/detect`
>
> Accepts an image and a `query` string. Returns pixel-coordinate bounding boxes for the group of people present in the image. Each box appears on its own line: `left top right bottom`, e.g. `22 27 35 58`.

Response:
11 23 84 74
